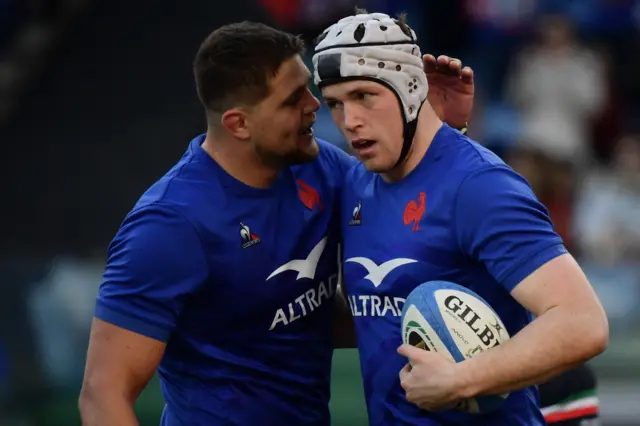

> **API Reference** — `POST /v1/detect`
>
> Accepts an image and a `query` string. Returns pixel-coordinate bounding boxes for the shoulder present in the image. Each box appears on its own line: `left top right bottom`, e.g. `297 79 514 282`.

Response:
435 129 522 193
315 138 357 172
447 133 506 173
344 161 371 188
432 129 542 218
131 138 226 225
292 138 356 191
114 202 200 249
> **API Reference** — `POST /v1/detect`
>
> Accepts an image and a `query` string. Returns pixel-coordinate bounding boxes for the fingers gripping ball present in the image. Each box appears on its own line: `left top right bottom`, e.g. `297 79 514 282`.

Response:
401 281 511 413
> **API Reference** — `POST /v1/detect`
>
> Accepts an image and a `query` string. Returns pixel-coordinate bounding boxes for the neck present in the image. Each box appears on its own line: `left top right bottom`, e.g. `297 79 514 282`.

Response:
381 104 443 183
201 127 280 188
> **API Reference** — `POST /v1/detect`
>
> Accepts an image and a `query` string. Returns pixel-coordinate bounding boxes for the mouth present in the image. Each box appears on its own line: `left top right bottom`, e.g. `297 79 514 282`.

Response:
299 123 314 137
351 139 376 155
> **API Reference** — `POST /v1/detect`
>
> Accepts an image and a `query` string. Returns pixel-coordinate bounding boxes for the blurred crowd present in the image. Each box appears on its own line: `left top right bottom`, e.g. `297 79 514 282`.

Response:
0 0 87 124
1 0 639 424
477 2 640 330
475 4 640 330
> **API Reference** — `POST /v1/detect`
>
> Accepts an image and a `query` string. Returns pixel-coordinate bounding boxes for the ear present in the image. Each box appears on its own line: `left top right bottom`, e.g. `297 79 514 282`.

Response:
221 108 251 140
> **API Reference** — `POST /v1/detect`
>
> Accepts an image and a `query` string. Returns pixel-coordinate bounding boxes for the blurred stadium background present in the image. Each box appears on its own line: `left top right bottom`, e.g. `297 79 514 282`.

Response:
1 0 639 425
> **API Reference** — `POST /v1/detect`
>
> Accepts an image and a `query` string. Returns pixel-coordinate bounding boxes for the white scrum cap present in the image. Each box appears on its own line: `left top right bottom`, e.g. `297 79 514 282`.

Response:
312 12 428 124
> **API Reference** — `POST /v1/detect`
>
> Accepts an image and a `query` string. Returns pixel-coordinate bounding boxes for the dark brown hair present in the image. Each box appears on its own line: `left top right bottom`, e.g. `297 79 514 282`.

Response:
193 21 305 113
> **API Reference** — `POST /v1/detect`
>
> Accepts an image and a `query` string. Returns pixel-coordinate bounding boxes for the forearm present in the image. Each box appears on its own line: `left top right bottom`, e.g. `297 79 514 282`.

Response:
457 306 607 398
79 387 140 426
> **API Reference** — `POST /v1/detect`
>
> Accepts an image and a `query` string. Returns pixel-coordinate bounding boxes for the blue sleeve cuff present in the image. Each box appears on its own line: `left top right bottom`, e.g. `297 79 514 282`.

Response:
500 242 568 292
95 299 172 343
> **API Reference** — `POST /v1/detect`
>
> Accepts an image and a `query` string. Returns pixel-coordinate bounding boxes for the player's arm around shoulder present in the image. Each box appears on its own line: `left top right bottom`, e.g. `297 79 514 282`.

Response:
452 166 608 399
79 206 209 425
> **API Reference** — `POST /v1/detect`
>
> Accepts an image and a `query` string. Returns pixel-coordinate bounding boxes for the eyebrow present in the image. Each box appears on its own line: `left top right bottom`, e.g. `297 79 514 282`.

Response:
282 71 313 105
323 88 368 103
282 84 307 105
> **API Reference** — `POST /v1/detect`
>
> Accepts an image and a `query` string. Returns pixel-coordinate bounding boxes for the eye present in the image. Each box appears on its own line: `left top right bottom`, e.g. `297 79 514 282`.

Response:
326 100 342 110
356 92 374 101
284 96 301 107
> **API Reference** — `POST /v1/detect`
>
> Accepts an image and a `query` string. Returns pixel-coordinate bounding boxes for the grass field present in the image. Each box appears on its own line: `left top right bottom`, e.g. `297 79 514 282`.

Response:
38 349 369 426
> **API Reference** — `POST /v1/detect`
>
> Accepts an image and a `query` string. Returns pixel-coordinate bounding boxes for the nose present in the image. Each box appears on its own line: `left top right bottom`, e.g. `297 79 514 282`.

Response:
343 102 363 133
304 90 321 115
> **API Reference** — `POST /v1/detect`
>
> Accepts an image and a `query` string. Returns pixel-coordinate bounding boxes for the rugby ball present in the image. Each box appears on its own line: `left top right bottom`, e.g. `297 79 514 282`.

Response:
400 281 510 413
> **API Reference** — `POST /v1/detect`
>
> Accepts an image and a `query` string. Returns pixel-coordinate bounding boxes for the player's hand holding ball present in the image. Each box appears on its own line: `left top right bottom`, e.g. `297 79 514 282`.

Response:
398 281 511 413
398 344 464 411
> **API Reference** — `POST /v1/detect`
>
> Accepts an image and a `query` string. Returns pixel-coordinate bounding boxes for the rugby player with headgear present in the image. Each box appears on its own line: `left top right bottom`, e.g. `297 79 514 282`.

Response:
313 10 608 426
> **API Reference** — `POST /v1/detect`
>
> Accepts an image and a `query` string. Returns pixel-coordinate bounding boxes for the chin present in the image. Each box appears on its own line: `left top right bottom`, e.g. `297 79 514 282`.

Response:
285 139 320 165
360 156 393 174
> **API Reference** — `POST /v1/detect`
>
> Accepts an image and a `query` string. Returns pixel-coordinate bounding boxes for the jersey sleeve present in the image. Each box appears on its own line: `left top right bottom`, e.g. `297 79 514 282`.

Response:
454 166 567 292
94 205 208 343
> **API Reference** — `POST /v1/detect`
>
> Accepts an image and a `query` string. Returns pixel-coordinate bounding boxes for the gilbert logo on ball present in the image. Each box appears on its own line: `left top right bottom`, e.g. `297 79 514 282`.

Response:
401 281 511 413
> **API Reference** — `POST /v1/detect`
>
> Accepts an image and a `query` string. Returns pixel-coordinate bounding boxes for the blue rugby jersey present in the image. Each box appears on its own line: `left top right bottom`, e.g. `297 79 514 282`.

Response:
341 124 565 425
95 134 356 425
